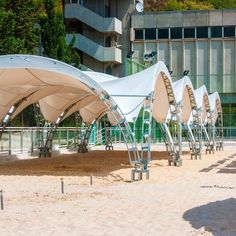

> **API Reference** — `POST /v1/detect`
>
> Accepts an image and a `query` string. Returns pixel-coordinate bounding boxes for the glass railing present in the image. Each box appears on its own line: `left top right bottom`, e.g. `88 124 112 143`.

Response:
125 59 146 76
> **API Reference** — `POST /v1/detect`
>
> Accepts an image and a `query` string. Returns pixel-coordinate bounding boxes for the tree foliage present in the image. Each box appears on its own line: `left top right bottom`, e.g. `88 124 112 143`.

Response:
0 0 39 54
40 0 80 66
145 0 236 11
0 0 80 126
0 0 80 67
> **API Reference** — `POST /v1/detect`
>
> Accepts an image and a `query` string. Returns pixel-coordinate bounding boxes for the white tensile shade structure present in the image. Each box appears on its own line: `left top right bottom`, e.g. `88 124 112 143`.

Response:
209 92 224 150
0 54 223 177
0 55 175 171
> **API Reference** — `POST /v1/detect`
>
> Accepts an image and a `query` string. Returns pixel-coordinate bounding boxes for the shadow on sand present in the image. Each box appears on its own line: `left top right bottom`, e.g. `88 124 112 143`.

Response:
200 153 236 174
183 198 236 236
0 150 184 177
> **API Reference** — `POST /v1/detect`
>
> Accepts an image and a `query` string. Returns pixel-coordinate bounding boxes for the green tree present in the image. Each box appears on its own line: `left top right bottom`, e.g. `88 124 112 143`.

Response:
144 0 236 12
165 0 213 11
41 0 80 66
0 0 40 54
207 0 236 9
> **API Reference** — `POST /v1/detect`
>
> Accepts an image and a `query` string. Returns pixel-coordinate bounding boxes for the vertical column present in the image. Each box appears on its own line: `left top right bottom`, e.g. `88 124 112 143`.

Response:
182 40 185 74
207 39 211 91
195 40 198 88
222 39 225 93
169 40 172 76
235 37 236 92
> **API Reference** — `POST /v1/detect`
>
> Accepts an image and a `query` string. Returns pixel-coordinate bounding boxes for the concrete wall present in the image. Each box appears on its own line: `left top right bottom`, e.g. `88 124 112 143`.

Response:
116 0 135 76
131 9 236 28
83 54 104 72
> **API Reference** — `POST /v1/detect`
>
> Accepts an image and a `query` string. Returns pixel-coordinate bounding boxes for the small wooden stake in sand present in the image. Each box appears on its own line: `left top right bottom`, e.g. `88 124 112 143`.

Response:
61 178 64 194
0 190 3 210
90 175 93 185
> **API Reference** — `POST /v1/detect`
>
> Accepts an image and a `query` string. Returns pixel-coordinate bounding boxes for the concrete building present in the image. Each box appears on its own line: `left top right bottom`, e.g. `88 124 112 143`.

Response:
130 9 236 131
64 0 136 77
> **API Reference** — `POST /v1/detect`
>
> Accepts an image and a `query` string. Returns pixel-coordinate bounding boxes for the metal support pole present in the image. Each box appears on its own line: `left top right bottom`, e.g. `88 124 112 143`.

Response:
30 129 34 153
20 130 23 153
110 128 112 144
178 122 182 155
199 109 203 150
59 130 61 147
74 130 76 147
178 102 183 155
66 130 69 147
8 130 11 155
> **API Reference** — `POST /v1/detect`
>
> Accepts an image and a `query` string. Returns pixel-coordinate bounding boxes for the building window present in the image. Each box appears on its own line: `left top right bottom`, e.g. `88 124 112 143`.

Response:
145 28 156 40
184 28 195 38
135 29 144 40
224 26 235 37
196 27 208 38
171 28 182 39
211 26 222 38
158 28 169 39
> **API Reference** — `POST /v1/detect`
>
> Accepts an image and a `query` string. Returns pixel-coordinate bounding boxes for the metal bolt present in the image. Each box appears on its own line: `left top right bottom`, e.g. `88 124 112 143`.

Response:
90 175 93 185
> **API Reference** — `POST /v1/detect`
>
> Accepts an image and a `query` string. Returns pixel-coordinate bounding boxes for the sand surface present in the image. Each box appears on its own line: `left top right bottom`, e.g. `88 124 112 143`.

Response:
0 143 235 236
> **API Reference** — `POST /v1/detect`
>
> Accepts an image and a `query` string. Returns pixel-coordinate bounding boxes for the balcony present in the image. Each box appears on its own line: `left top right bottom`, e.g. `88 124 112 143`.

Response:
65 3 122 35
67 34 122 64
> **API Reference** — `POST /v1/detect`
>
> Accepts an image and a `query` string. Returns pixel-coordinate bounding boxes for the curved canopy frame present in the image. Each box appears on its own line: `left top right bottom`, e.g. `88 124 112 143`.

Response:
209 92 223 149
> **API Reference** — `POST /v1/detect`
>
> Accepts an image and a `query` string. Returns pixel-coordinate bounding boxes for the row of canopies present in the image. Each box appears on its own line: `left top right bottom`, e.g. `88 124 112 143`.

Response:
0 55 223 169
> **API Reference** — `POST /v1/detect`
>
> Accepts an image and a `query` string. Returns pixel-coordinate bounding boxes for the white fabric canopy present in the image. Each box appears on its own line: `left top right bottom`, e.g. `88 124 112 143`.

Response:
0 54 221 128
99 61 174 123
0 55 106 123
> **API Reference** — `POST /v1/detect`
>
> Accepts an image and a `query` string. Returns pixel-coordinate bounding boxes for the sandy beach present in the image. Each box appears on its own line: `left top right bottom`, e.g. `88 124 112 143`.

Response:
0 143 235 236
